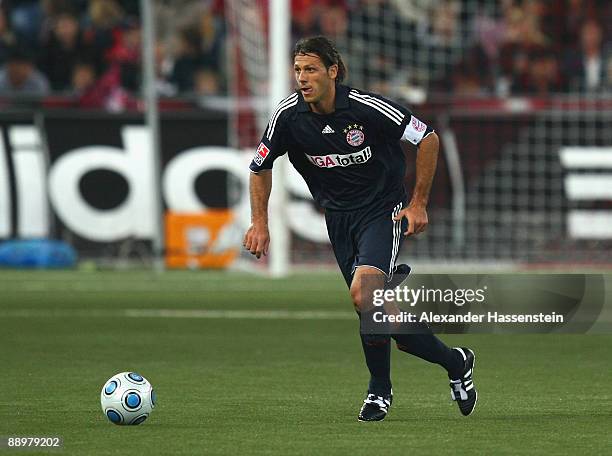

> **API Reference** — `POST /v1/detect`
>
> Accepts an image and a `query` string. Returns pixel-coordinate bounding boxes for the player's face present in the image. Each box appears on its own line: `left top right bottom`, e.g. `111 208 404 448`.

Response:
294 53 337 105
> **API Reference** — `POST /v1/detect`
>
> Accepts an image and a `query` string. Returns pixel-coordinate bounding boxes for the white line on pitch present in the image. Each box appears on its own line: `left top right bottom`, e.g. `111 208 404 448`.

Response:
0 308 356 320
1 283 343 293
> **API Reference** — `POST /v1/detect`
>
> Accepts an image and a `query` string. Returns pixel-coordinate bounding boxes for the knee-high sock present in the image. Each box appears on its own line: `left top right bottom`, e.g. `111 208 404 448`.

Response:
392 324 463 378
360 333 392 395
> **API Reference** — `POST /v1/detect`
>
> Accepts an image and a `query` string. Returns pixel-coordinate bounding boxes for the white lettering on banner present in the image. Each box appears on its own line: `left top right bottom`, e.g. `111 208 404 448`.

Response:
48 127 156 242
560 146 612 239
10 126 49 237
164 147 248 212
567 211 612 239
306 146 372 168
0 133 11 238
564 175 612 199
164 146 251 233
1 123 326 244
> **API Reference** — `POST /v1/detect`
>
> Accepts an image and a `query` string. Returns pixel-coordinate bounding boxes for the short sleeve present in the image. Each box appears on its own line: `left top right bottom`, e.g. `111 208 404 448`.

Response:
249 94 296 173
249 132 287 173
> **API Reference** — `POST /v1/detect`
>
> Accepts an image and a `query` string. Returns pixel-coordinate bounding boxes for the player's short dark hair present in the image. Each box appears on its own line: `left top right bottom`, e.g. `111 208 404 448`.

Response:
293 36 346 84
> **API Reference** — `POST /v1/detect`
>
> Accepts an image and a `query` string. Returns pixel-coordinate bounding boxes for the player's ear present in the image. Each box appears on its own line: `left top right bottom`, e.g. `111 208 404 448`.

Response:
328 64 338 81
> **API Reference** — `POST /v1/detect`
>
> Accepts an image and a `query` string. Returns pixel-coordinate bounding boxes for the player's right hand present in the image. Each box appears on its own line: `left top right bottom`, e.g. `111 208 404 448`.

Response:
243 224 270 259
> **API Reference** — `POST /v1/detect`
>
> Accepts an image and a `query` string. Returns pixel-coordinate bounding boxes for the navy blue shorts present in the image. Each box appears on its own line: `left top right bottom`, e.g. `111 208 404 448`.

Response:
325 200 408 288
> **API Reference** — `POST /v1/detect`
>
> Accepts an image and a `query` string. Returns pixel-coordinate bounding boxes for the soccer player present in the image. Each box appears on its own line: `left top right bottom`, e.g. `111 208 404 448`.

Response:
243 36 477 421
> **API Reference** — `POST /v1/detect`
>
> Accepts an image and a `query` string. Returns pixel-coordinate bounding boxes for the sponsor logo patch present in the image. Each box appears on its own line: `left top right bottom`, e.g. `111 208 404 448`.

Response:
306 146 372 168
253 142 270 166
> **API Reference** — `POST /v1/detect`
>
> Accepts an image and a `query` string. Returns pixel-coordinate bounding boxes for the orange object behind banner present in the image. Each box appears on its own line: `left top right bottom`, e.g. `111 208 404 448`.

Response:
165 210 238 269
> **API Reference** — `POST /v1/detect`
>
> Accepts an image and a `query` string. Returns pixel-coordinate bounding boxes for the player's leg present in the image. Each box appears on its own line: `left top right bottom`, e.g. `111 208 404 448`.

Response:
324 210 393 422
351 267 392 396
350 266 393 421
356 201 478 415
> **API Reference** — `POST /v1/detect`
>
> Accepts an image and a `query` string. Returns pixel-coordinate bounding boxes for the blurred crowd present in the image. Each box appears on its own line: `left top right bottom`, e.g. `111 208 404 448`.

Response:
0 0 225 109
454 0 612 96
293 0 612 96
0 0 610 108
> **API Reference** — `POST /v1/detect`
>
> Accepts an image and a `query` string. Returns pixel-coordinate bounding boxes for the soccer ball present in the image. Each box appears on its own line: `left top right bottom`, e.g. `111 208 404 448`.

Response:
100 372 156 425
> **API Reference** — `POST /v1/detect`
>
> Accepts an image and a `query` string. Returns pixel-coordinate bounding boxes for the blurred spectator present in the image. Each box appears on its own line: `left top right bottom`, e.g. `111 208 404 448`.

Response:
0 8 17 65
155 41 176 96
170 25 201 92
518 48 563 95
495 1 555 95
422 0 462 82
81 0 125 61
318 3 348 41
292 0 322 43
0 47 49 95
105 20 142 91
77 62 136 110
155 0 210 43
76 18 142 110
564 19 608 92
450 48 490 96
198 5 224 71
194 66 220 96
347 0 416 91
168 2 224 94
558 0 599 51
5 0 43 49
71 59 97 94
38 12 99 91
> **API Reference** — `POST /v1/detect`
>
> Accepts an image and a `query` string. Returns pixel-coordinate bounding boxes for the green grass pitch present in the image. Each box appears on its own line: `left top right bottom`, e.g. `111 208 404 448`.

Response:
1 270 611 455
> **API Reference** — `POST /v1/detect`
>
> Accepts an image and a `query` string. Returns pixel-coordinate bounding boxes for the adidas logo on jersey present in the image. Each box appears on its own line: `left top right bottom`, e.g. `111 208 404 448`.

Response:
322 125 335 134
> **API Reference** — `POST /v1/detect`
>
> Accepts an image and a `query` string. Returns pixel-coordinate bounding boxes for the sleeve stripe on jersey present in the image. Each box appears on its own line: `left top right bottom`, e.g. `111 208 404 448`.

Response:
266 93 298 140
349 93 402 125
349 91 404 125
348 90 405 125
350 90 405 121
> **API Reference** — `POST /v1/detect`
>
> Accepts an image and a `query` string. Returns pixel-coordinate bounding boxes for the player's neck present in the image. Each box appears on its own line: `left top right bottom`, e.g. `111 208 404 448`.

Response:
309 85 336 115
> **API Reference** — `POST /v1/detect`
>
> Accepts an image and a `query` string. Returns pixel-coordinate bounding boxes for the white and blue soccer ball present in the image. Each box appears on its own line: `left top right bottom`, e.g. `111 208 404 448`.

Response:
100 372 156 425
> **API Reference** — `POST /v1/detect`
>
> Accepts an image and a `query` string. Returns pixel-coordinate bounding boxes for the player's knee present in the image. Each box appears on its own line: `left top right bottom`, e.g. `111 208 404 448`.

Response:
349 284 365 312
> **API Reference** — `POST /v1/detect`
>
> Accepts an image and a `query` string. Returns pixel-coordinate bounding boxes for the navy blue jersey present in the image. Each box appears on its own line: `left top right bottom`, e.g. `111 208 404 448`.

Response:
249 84 434 211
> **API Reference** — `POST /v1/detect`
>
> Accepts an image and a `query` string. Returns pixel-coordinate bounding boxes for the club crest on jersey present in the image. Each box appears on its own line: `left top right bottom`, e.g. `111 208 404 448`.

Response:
343 123 365 147
253 142 270 166
306 146 372 169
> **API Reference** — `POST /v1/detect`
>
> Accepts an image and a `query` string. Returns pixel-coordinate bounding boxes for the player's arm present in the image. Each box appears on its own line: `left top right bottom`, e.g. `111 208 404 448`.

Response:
378 102 437 236
398 132 439 236
243 170 272 259
243 93 295 258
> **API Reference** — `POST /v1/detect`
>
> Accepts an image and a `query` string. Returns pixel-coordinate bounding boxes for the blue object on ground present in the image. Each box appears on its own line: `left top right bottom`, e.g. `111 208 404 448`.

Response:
0 240 77 268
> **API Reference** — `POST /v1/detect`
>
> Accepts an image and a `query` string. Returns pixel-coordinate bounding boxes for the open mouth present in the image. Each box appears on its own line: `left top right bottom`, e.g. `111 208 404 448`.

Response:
301 87 313 96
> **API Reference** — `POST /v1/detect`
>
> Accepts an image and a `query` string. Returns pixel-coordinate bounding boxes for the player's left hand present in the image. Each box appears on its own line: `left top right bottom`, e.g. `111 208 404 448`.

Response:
394 204 428 236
